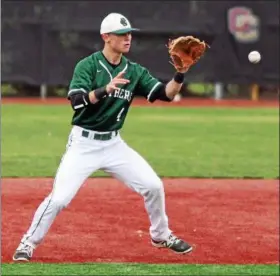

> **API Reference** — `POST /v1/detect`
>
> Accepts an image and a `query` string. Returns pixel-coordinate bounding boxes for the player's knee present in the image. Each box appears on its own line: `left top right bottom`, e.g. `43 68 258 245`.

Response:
146 177 163 195
51 198 69 210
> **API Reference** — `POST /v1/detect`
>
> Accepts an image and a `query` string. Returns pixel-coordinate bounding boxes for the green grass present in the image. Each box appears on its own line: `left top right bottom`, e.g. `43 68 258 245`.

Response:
1 105 279 178
1 263 279 275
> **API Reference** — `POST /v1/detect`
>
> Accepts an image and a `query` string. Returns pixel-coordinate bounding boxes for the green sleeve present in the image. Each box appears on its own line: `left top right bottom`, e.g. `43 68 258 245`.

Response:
136 68 162 102
68 57 95 96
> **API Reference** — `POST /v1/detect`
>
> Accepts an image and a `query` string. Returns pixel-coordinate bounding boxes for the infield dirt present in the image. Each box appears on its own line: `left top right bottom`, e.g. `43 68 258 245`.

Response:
2 178 279 264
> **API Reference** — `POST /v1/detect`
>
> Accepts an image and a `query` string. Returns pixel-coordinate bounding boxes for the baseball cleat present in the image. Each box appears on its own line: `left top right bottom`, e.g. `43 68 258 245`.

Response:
151 233 193 254
12 243 34 262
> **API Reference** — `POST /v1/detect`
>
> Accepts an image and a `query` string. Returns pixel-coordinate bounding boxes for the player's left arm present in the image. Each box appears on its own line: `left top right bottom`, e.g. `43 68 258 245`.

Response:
164 72 185 100
137 67 184 103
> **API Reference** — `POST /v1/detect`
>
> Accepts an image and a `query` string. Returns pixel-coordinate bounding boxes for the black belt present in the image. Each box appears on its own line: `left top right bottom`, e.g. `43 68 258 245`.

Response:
81 130 118 141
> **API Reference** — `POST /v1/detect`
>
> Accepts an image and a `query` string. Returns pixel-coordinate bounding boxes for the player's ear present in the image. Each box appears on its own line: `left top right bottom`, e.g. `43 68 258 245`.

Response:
101 33 110 42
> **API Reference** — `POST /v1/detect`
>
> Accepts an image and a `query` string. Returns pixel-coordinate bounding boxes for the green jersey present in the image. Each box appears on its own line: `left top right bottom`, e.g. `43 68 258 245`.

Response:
68 51 162 131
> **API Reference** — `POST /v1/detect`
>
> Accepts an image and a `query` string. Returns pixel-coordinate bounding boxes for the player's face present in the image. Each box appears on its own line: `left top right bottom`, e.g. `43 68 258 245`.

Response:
104 32 132 53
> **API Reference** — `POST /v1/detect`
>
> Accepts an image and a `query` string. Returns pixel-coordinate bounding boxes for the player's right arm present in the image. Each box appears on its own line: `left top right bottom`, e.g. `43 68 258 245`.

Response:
88 71 130 104
68 58 129 110
67 57 95 110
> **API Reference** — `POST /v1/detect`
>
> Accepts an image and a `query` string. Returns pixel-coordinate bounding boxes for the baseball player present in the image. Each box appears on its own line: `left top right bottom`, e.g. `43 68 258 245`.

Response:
13 13 208 261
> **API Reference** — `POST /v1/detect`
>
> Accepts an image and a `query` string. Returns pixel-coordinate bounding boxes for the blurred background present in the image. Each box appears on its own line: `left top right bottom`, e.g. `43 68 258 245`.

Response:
1 0 279 101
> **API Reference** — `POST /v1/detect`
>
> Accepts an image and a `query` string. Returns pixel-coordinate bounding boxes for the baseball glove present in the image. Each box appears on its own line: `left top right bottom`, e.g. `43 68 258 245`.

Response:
167 35 209 73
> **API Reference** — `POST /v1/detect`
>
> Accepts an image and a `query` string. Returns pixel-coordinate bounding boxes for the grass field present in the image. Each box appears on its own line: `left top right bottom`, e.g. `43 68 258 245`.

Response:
1 105 279 178
1 263 279 275
1 104 279 275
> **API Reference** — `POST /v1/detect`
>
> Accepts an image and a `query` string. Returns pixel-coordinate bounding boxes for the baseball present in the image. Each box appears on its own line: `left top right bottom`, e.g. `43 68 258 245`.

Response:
248 51 261 64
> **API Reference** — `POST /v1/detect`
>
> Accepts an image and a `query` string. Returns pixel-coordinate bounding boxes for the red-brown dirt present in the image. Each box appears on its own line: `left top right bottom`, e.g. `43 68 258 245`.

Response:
1 97 279 107
1 178 279 264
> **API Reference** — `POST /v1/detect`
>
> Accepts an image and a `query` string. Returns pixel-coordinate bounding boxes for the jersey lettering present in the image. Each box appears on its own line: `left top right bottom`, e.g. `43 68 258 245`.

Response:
113 89 132 101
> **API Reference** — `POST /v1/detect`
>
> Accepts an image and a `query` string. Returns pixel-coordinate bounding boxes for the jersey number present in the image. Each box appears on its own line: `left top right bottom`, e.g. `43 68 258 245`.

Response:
117 108 125 122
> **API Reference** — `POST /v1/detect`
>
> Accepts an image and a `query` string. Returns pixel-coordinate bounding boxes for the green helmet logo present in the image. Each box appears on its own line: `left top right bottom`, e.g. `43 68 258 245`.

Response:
120 18 128 26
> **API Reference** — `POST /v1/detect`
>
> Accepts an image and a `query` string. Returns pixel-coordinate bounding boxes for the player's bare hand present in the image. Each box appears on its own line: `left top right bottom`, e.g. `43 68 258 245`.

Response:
106 71 130 93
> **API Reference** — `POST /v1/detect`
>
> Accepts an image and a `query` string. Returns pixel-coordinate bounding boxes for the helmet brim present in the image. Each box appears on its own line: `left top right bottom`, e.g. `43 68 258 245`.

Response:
110 28 140 34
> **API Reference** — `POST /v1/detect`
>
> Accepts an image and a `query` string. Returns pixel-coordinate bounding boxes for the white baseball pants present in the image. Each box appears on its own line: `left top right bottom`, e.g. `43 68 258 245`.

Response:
20 125 171 247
